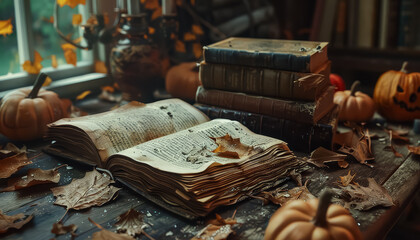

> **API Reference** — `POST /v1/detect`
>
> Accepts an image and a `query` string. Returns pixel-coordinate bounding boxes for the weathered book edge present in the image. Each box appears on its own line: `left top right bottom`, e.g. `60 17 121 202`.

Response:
194 104 339 153
199 60 331 101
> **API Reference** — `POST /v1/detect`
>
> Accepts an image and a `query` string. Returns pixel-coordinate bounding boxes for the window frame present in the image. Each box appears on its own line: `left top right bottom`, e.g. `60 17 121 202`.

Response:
0 0 112 98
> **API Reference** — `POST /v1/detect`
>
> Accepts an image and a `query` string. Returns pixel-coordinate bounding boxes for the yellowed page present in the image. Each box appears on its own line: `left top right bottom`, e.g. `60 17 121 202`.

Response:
49 99 209 162
109 119 286 174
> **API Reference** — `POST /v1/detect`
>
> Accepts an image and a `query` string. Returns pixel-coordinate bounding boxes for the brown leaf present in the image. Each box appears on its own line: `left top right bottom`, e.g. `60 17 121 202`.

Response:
0 153 32 179
0 19 13 36
175 40 186 53
335 128 374 166
305 147 348 168
384 130 403 158
211 134 255 159
256 181 315 206
51 221 77 236
184 32 196 41
0 210 33 233
1 165 64 192
115 208 148 237
192 213 236 240
51 169 120 211
337 178 394 211
338 170 356 187
407 145 420 155
193 43 202 59
89 217 135 240
0 143 27 158
94 61 108 73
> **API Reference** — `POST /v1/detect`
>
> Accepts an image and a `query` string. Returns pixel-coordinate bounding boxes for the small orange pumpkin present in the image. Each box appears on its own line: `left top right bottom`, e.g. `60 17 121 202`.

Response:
373 62 420 122
165 62 202 101
333 80 376 122
264 190 362 240
0 73 71 141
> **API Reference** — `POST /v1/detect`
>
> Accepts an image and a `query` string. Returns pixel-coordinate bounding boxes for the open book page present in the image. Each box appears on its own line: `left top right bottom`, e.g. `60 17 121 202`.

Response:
47 99 209 165
107 119 287 174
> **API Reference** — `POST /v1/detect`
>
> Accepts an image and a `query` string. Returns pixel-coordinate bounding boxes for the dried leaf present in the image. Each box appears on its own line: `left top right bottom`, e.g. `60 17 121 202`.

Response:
94 61 108 73
305 147 348 168
256 181 315 206
103 12 109 25
0 153 32 179
337 178 394 211
193 43 202 59
192 213 236 240
184 32 196 41
115 208 148 237
0 210 33 233
338 170 356 187
0 19 13 36
72 14 82 25
63 49 77 66
335 129 374 166
99 89 122 103
101 86 115 93
86 15 98 26
144 0 160 9
0 143 27 157
211 134 255 159
89 217 134 240
148 27 155 35
384 130 403 158
175 40 186 53
76 90 91 100
51 221 77 236
22 51 43 74
51 55 58 68
57 0 86 8
151 7 162 20
1 166 64 192
407 145 420 155
51 169 120 211
43 76 53 87
192 25 204 35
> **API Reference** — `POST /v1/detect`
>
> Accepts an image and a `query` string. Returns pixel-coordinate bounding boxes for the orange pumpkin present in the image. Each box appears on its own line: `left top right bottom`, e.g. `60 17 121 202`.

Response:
333 80 375 122
373 62 420 122
0 73 71 141
264 190 362 240
165 62 202 101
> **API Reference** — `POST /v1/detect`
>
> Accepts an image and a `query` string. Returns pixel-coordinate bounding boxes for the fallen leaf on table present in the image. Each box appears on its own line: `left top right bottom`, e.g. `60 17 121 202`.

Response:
51 169 120 221
390 130 410 143
407 145 420 155
305 147 348 168
0 153 32 179
211 134 255 159
51 221 77 236
22 50 43 74
57 0 86 8
0 143 27 158
0 19 13 36
89 217 135 240
1 165 65 192
335 128 374 166
192 212 236 240
0 210 33 233
115 208 148 237
335 178 394 211
338 170 356 187
254 180 315 206
384 130 403 158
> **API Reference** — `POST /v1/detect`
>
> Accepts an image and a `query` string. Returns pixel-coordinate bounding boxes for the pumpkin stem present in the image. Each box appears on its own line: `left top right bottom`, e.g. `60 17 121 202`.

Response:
350 80 360 97
400 61 408 73
27 72 48 99
313 190 333 228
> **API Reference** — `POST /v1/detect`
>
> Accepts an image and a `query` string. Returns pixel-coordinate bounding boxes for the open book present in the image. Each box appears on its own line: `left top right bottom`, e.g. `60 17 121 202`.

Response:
45 99 305 218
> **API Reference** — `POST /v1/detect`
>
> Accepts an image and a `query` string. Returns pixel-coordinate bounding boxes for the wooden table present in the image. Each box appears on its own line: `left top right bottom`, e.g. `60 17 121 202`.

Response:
1 98 419 240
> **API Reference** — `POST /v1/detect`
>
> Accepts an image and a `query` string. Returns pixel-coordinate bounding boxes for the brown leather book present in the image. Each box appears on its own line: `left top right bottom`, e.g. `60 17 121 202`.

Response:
199 60 331 101
195 85 335 124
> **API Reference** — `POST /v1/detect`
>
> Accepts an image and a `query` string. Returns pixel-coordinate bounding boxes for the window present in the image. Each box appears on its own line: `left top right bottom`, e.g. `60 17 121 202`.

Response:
0 0 113 98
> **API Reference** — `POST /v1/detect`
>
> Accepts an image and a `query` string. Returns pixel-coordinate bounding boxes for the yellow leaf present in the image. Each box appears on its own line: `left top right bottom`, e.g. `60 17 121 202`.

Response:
144 0 160 10
51 55 58 68
0 19 13 36
148 27 155 35
151 7 162 21
76 90 91 100
101 86 114 93
22 51 43 74
192 24 204 35
86 15 98 26
43 76 53 87
193 43 202 59
72 14 82 25
94 61 107 74
49 16 54 23
61 43 77 51
63 49 77 66
175 40 186 53
103 12 109 25
73 37 82 44
57 0 86 8
141 0 146 4
183 32 196 41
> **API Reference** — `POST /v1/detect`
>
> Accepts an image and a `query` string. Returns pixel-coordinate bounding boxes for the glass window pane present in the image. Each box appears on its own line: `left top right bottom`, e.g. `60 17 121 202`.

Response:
0 1 19 75
30 0 83 68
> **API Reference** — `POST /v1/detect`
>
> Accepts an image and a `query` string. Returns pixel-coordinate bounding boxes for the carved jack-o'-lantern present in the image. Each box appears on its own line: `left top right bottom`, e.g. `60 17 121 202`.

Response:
373 62 420 122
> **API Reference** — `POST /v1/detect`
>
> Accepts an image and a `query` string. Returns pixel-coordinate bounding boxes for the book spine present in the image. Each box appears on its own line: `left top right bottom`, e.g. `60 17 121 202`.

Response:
194 104 334 153
203 47 312 72
200 62 330 101
195 87 317 124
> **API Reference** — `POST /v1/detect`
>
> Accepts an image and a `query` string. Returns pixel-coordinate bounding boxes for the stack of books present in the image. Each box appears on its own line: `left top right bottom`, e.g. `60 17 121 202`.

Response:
194 37 338 153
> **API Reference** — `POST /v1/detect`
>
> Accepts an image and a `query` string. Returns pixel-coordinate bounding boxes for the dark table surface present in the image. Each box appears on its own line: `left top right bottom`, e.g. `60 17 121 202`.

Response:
1 97 419 240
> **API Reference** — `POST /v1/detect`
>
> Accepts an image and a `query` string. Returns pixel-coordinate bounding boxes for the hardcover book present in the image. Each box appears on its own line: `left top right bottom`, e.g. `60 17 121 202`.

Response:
199 60 331 101
44 99 304 218
194 103 339 153
203 37 329 72
195 86 335 124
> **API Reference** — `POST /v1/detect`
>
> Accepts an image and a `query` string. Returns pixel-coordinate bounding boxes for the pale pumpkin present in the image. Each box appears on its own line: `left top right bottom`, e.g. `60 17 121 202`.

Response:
373 62 420 122
264 190 362 240
0 73 71 141
333 80 375 122
165 62 202 101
